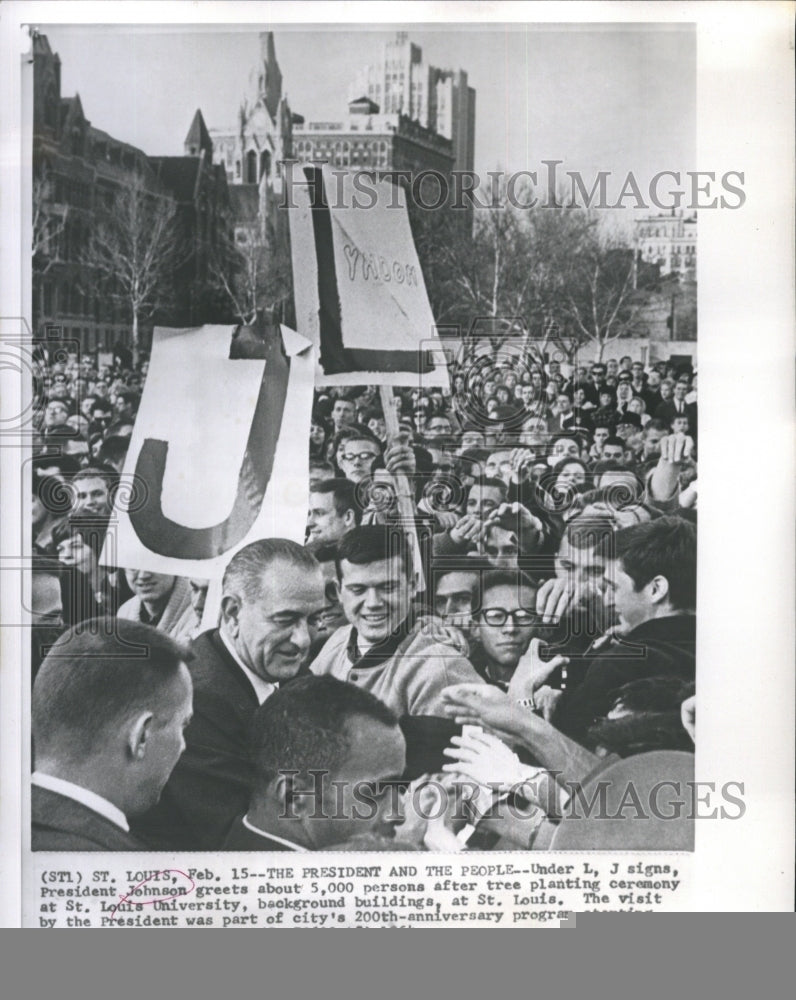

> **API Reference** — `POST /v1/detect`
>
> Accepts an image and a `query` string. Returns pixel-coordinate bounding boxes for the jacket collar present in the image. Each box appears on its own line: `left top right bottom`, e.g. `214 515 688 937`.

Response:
626 614 696 641
345 615 414 670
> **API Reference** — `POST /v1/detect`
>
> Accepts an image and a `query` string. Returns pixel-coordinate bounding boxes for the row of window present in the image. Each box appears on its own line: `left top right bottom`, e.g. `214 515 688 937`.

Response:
293 138 390 168
38 282 125 323
39 325 122 352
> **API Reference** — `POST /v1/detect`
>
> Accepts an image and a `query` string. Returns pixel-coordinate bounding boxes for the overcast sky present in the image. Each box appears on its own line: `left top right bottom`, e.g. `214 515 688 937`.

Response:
43 22 695 212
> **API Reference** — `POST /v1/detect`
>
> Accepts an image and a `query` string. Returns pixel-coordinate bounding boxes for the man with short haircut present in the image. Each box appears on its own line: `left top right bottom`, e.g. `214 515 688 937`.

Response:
590 423 613 460
311 525 483 716
222 676 406 851
592 461 642 496
71 466 115 517
468 571 541 688
423 413 454 448
551 391 588 433
32 619 193 850
432 477 508 558
640 419 669 462
331 395 357 433
481 502 546 569
307 478 360 548
600 435 626 462
42 399 70 433
132 538 326 850
548 435 582 467
310 459 336 490
97 435 129 473
336 430 382 484
553 516 696 740
432 565 482 632
119 571 195 643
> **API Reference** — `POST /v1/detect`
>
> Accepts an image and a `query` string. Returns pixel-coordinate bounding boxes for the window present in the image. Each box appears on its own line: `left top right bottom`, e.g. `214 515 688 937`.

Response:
246 150 257 183
333 141 351 166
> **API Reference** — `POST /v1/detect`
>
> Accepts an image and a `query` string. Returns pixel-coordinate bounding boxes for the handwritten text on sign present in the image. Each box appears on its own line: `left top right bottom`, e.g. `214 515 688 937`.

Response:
343 243 419 286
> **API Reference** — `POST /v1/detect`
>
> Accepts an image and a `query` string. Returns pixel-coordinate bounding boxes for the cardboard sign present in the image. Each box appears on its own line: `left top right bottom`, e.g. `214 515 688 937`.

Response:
103 323 315 578
288 163 450 388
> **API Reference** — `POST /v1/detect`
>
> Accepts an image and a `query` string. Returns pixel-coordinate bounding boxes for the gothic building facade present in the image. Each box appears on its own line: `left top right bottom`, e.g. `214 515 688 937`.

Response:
31 33 231 353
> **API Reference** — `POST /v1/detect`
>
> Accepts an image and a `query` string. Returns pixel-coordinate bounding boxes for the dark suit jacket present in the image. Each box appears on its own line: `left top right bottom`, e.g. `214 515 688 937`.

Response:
131 629 260 851
553 614 696 742
654 400 698 432
32 785 145 851
221 817 301 851
551 411 591 434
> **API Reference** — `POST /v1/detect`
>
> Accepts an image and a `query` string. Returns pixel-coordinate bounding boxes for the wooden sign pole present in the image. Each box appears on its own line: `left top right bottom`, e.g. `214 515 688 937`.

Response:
378 384 426 595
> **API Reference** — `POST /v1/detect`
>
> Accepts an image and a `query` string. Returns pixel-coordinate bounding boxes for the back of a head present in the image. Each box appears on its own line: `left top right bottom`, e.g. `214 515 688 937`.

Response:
335 524 412 579
222 538 320 605
586 676 696 757
612 676 695 715
614 515 697 612
32 618 191 764
250 675 398 787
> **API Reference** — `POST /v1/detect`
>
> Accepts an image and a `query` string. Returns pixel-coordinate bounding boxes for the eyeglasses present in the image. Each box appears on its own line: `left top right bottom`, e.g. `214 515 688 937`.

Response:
340 451 378 463
480 607 539 627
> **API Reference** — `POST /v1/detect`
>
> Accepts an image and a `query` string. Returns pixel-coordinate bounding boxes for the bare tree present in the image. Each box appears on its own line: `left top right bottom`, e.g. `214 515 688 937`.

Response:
207 210 292 326
563 231 645 361
82 176 186 363
32 169 68 274
414 177 644 363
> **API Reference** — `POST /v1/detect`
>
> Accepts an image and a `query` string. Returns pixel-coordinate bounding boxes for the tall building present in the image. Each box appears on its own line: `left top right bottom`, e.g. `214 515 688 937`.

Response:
292 96 454 178
31 33 231 351
209 32 294 243
350 32 475 172
634 209 697 279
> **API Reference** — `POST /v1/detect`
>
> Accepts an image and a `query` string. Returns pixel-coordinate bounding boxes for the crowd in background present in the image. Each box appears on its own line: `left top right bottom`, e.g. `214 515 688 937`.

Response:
30 338 698 853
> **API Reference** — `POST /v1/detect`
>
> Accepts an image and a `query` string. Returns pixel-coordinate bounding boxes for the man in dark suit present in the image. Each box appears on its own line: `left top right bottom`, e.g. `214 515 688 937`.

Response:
132 539 326 850
550 392 591 434
655 379 697 436
32 619 193 851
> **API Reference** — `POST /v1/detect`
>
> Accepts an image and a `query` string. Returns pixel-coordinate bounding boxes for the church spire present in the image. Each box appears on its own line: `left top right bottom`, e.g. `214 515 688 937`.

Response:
184 109 213 158
257 31 283 121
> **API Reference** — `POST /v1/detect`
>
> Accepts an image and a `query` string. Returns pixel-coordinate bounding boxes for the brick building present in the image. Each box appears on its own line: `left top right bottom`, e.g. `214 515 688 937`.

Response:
292 96 455 179
31 33 231 353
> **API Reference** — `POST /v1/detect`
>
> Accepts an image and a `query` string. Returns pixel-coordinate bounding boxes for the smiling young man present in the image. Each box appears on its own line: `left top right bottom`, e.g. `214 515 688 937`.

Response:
310 525 484 717
306 478 360 548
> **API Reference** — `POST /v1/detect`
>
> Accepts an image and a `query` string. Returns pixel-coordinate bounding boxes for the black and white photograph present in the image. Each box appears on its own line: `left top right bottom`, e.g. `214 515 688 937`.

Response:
1 1 792 926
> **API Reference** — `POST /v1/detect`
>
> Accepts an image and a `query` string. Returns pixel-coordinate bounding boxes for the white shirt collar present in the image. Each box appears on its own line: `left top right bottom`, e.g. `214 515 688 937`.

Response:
32 771 129 831
242 814 309 852
219 627 277 705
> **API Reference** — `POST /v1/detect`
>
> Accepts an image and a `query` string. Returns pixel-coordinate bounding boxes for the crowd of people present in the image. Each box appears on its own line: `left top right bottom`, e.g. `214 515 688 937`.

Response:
31 340 698 852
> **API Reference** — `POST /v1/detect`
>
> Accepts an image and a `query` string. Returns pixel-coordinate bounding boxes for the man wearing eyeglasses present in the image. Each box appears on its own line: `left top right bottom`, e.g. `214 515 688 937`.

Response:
469 570 541 688
337 434 382 485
